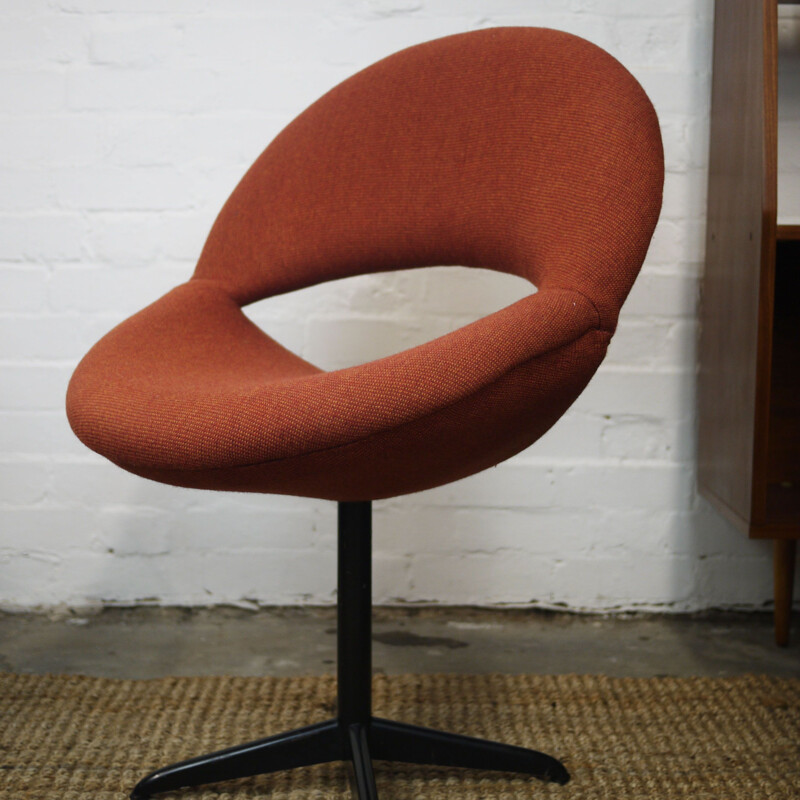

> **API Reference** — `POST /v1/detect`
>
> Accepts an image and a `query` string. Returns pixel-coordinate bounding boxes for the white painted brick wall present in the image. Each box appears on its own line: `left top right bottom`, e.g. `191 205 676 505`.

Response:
779 5 800 223
1 0 792 613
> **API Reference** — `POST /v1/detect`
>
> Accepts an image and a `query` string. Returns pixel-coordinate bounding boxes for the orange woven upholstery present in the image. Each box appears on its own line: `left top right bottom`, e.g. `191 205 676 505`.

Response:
66 27 663 501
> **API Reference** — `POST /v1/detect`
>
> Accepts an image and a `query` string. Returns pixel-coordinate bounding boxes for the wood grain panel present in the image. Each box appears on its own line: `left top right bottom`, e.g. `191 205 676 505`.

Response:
755 0 780 526
777 224 800 239
767 243 800 484
765 241 800 528
697 0 775 528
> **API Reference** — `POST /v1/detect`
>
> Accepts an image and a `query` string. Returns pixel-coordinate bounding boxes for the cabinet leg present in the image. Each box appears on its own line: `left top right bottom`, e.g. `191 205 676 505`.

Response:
773 539 796 647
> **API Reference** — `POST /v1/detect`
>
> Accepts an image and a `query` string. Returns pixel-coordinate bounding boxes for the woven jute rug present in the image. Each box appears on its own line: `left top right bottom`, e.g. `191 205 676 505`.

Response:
1 672 798 799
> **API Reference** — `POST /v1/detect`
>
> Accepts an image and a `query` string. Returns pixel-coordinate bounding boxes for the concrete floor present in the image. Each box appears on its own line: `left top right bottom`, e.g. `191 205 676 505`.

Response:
0 606 797 680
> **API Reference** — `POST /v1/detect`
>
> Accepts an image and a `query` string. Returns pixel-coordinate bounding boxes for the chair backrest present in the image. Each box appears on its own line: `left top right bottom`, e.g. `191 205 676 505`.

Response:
192 27 663 332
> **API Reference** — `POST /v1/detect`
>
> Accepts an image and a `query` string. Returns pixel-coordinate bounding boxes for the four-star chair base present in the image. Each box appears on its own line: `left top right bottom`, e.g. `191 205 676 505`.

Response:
130 502 570 799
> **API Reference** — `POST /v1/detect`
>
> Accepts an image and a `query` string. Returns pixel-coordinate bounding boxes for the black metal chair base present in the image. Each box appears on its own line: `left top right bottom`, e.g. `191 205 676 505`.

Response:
130 715 569 799
130 502 569 798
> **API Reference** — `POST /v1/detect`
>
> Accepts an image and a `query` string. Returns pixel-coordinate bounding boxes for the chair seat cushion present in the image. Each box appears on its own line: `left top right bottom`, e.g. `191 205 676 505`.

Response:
66 278 610 500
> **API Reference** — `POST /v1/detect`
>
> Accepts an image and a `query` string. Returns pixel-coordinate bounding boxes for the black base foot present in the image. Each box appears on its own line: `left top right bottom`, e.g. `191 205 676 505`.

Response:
130 716 568 799
130 719 344 798
370 717 569 784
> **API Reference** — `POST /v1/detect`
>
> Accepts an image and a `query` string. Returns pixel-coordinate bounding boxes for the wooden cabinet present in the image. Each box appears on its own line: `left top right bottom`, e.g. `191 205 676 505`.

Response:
699 0 798 645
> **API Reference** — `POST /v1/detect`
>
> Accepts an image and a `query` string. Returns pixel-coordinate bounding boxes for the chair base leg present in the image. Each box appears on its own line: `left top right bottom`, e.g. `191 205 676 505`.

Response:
130 719 344 799
131 716 569 799
370 716 569 784
348 722 379 800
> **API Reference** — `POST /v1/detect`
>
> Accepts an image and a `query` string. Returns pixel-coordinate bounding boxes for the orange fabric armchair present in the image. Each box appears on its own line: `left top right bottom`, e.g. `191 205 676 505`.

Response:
67 27 663 800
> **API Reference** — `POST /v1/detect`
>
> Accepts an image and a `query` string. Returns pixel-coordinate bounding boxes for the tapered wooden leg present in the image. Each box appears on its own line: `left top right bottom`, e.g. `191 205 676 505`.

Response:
773 539 797 647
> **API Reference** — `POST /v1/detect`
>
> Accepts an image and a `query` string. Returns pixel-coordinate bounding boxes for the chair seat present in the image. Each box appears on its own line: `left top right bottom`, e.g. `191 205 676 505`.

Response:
67 278 610 500
66 27 664 502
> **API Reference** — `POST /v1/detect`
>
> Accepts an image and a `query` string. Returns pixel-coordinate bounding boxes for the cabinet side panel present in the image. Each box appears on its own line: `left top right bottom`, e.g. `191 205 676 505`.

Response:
754 0 778 525
698 0 768 526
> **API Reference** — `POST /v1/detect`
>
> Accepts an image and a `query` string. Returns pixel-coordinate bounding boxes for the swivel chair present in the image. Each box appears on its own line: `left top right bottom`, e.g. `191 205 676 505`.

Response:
66 27 664 799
